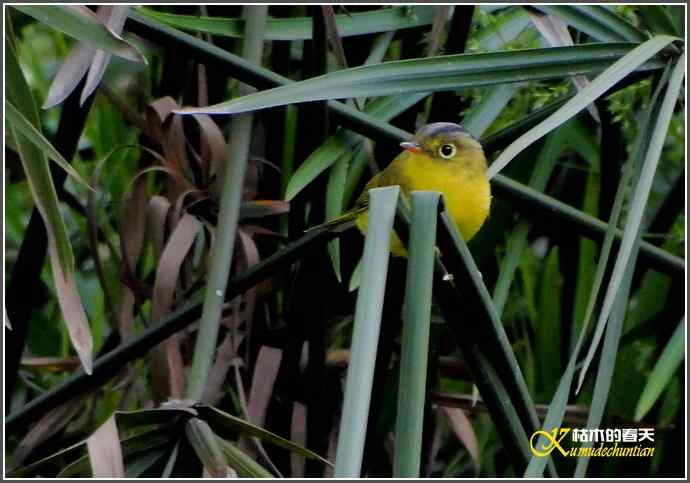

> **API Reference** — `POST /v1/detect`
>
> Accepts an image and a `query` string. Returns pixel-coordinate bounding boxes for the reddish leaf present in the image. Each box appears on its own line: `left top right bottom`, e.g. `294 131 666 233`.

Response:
13 397 86 466
290 402 308 478
86 415 124 478
428 6 451 56
247 346 282 426
441 407 480 469
80 6 130 105
49 242 93 374
150 213 202 402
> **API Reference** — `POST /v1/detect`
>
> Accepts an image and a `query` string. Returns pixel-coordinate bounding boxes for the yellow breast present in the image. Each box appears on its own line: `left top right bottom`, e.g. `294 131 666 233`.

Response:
402 152 491 242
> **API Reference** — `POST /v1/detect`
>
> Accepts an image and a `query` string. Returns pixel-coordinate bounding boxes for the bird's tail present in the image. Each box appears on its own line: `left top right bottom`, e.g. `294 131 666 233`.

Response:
305 208 364 233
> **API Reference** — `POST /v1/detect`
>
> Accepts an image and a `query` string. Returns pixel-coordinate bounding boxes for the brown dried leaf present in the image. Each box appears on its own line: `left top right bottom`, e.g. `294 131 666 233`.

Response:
150 213 202 402
13 397 86 466
239 200 290 220
43 44 95 110
290 401 308 478
146 97 192 177
49 242 93 374
192 114 226 182
80 6 130 105
86 415 124 478
247 346 282 426
321 6 349 71
21 356 81 371
441 406 480 468
147 195 172 260
428 6 451 56
527 9 600 122
202 332 245 405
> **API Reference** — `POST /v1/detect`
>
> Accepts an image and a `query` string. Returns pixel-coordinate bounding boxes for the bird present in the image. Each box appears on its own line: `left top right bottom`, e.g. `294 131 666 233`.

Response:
309 122 491 256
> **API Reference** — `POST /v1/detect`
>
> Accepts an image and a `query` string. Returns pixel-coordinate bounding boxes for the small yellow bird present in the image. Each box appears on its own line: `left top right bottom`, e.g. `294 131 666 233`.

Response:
312 122 491 256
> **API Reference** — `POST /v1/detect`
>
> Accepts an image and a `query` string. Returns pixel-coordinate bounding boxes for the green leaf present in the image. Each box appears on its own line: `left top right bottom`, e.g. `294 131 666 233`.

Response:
534 5 647 42
325 152 351 283
435 211 554 475
536 248 563 395
194 405 333 468
135 5 437 40
5 24 93 374
178 43 664 115
217 439 273 478
639 5 681 36
394 192 440 477
634 319 685 421
577 52 685 391
12 5 145 63
487 35 678 179
185 418 228 477
348 256 363 293
462 83 522 138
5 100 92 190
492 126 567 315
334 186 400 477
285 93 426 202
473 7 532 51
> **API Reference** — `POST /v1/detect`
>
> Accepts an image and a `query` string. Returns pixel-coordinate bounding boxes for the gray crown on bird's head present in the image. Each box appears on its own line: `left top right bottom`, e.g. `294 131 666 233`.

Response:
414 122 476 141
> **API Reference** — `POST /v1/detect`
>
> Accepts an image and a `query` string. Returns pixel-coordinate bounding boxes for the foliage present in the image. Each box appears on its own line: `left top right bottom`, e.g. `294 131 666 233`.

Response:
4 4 685 479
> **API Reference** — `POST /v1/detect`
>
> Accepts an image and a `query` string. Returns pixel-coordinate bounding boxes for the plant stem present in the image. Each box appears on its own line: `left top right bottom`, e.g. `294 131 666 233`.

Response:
186 5 269 401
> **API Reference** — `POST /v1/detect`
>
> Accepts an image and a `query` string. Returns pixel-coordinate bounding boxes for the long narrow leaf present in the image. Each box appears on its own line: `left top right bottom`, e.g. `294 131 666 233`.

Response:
5 100 92 189
487 35 678 179
178 43 664 115
334 186 400 477
393 192 439 477
13 5 145 63
135 5 437 40
534 5 647 42
5 27 93 374
634 319 685 421
577 52 685 391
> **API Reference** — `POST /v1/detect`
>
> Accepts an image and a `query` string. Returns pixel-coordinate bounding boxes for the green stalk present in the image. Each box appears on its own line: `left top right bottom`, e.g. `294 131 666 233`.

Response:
186 6 268 401
334 186 400 477
393 192 440 477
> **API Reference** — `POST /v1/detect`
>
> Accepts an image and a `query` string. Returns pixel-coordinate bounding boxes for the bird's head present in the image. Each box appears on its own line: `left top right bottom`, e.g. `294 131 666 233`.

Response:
400 122 486 173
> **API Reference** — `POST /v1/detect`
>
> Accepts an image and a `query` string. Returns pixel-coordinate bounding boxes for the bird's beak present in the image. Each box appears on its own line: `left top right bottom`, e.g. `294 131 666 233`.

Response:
400 141 421 152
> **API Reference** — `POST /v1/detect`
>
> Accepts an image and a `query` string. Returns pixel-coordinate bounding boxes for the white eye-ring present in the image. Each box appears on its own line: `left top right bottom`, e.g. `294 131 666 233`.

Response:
439 143 457 159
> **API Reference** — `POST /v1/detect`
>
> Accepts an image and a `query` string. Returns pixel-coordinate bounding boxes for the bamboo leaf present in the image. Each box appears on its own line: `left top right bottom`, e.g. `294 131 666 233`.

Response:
135 5 437 40
634 319 685 421
487 35 678 179
12 5 145 63
393 192 440 477
177 43 664 116
334 186 400 477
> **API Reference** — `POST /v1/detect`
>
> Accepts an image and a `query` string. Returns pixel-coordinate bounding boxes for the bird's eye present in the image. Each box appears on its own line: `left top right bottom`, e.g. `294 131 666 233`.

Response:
439 144 457 159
